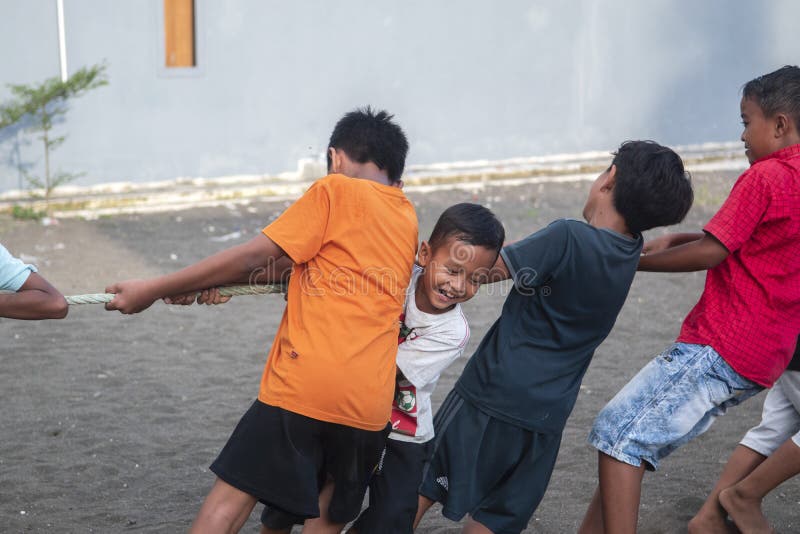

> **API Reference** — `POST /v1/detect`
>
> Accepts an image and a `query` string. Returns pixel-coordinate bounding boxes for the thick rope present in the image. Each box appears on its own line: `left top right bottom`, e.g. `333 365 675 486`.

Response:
1 284 286 305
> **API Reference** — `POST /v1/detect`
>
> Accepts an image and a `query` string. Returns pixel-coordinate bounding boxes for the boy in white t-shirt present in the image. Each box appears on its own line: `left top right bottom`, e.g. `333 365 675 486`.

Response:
349 203 505 534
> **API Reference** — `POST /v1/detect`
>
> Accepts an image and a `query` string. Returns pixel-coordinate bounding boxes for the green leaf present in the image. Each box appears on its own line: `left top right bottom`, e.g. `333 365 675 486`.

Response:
11 205 45 221
46 135 66 150
24 173 44 190
0 62 108 134
0 62 109 201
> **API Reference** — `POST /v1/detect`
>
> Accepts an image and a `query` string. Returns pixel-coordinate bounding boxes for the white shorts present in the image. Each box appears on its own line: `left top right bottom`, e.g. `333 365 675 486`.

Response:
740 371 800 456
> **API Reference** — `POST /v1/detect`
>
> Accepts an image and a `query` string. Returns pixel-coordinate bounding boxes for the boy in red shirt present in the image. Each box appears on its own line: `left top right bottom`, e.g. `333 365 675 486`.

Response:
579 65 800 534
106 108 418 533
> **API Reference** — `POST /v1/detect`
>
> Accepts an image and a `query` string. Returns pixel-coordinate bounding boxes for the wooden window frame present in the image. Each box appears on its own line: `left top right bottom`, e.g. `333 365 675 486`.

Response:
164 0 195 67
157 0 203 77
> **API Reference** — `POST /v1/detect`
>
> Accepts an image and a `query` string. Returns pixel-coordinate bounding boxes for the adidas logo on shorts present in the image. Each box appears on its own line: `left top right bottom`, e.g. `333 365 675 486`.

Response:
436 476 449 491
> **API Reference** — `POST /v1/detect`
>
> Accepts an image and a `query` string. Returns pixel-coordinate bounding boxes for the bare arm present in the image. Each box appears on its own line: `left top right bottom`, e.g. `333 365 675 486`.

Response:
163 254 294 305
106 233 286 314
188 254 294 286
238 254 293 285
0 273 68 320
642 232 705 255
638 233 729 272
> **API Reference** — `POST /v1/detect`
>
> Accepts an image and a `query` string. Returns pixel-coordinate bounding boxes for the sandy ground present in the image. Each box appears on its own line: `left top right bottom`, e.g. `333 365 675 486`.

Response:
1 171 798 533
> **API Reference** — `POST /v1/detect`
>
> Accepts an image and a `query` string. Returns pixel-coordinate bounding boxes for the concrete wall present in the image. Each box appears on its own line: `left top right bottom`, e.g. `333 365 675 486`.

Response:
0 0 797 191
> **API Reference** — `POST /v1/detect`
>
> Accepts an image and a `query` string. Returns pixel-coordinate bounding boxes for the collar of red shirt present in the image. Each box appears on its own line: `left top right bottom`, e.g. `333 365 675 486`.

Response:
754 142 800 163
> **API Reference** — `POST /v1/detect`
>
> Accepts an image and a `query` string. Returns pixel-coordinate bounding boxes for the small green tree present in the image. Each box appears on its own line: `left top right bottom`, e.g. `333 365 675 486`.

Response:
0 63 108 214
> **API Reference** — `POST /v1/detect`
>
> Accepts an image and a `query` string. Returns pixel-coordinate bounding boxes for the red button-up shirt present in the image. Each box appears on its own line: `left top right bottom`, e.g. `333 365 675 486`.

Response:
678 143 800 387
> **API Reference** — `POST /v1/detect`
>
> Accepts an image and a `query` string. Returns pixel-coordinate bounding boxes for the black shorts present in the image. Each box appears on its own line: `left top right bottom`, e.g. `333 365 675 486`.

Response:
350 438 432 534
418 390 562 534
210 399 390 525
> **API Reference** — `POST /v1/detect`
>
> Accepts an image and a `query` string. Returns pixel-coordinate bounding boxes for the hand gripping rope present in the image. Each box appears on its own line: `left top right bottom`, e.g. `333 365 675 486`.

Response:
1 284 286 305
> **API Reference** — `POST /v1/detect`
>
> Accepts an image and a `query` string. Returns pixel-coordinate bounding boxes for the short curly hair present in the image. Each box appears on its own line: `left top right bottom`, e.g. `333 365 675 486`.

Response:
743 65 800 130
611 141 693 234
327 106 409 183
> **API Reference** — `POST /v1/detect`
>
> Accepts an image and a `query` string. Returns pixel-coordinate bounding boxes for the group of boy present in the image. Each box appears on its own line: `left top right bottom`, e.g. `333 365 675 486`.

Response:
3 65 799 534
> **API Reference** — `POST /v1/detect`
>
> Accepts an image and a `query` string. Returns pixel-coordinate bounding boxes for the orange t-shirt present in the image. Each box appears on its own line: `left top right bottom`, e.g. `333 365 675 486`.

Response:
260 174 418 431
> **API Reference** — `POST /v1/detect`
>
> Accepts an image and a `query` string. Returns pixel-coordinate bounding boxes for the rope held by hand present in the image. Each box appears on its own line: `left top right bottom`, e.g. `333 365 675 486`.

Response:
61 284 286 305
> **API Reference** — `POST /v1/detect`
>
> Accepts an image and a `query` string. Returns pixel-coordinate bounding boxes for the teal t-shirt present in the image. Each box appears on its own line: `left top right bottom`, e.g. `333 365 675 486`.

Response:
455 219 642 434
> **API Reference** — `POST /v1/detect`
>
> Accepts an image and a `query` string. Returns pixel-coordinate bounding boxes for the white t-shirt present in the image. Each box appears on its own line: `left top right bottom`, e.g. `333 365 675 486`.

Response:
390 266 469 444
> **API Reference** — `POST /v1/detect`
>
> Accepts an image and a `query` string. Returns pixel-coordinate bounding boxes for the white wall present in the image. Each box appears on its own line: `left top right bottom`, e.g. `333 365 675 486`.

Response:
0 0 797 191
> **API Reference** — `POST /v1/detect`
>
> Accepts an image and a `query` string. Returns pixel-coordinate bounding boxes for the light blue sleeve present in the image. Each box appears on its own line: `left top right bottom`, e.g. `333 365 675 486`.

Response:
0 243 38 292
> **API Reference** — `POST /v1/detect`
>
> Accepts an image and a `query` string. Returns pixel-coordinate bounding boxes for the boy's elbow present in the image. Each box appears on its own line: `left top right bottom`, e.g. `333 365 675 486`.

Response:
699 236 729 270
700 257 724 270
242 234 286 275
47 295 69 318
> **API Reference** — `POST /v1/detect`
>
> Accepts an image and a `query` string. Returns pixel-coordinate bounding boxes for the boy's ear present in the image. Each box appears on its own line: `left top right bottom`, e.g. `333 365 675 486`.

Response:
774 113 792 138
602 164 617 192
328 147 341 174
417 241 432 267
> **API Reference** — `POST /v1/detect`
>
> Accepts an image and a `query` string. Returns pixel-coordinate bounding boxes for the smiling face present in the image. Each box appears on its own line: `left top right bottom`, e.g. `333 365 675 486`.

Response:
415 236 498 313
740 96 782 164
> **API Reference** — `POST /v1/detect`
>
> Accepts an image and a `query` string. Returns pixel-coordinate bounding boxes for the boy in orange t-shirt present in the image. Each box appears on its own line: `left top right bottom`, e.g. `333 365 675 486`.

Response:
105 108 418 533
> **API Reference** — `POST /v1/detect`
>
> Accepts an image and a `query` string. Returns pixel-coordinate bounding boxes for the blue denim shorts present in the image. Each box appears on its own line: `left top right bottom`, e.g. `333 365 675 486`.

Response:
588 343 763 470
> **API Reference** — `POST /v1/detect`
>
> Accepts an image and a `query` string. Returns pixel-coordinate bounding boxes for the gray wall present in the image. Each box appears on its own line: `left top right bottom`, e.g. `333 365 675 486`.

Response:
0 0 797 191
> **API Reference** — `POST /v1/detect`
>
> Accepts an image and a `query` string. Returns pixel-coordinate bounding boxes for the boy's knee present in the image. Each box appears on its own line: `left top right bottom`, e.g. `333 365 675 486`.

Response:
192 479 257 533
195 502 246 531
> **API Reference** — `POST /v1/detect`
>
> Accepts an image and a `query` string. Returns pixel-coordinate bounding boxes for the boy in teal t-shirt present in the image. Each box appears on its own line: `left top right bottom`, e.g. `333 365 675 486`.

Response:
415 141 694 533
0 243 67 319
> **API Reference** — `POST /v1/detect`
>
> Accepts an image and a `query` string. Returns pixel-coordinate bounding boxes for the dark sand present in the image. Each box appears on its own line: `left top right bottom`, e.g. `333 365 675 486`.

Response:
1 171 798 533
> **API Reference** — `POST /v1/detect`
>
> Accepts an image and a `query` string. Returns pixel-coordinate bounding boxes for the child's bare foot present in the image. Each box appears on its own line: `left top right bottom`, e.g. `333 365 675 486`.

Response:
688 511 739 534
719 486 774 534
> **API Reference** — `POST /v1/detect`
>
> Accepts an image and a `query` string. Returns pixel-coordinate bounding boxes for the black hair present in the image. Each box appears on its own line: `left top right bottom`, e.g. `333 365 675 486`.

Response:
743 65 800 129
611 140 693 235
327 106 409 183
428 203 505 254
